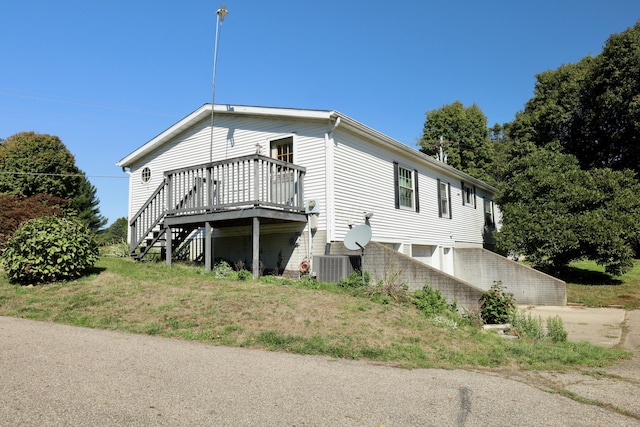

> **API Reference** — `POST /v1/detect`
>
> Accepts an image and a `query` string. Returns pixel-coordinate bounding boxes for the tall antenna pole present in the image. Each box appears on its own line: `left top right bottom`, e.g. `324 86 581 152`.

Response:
209 4 228 163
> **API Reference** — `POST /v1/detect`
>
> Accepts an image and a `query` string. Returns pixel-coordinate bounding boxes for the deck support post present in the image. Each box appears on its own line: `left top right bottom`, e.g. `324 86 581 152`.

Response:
205 222 213 273
252 217 260 279
165 226 172 267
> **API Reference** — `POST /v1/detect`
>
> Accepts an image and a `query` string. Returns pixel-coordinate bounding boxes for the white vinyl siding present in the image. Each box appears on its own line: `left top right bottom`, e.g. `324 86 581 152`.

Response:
127 114 327 232
126 108 497 253
331 128 487 247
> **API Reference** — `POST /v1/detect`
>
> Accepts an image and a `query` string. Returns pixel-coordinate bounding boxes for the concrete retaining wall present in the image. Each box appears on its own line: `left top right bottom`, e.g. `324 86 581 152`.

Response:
454 248 566 305
329 241 484 311
328 242 567 310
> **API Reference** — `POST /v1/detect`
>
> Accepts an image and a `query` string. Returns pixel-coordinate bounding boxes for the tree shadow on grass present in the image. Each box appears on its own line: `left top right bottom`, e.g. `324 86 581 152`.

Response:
553 266 623 286
84 266 107 276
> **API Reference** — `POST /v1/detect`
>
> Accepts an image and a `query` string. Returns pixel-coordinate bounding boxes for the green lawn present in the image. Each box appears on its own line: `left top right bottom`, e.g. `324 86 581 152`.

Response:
562 259 640 309
0 255 632 370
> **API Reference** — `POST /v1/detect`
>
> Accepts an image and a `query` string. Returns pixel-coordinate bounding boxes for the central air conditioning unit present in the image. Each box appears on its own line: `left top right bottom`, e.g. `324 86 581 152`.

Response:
314 255 360 283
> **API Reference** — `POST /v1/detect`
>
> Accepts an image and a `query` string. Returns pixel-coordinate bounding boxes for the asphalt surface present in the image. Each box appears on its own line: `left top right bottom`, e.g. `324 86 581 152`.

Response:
1 309 639 426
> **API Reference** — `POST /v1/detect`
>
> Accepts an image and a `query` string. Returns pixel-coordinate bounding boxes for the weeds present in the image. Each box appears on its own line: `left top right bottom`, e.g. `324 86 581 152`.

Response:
512 310 568 343
512 311 545 340
413 285 456 317
479 281 516 324
546 315 568 343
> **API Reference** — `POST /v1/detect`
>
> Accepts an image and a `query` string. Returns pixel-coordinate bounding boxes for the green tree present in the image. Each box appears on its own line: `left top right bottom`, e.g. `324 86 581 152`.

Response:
509 57 594 149
419 101 495 183
97 217 128 246
574 20 640 171
495 145 640 275
0 132 106 231
510 21 640 174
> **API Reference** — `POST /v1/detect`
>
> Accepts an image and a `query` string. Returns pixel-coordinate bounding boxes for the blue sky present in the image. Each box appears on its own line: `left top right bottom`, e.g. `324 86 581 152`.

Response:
1 1 638 226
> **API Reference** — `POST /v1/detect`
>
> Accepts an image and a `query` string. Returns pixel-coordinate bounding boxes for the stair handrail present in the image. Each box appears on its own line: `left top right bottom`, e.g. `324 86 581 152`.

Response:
129 179 167 253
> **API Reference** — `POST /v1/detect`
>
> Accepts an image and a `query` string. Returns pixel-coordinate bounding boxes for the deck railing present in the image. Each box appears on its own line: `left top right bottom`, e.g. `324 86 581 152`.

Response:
165 154 306 215
129 154 306 255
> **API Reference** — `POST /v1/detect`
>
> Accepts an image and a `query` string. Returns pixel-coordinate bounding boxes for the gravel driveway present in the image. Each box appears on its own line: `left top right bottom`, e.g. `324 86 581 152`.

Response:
2 315 639 426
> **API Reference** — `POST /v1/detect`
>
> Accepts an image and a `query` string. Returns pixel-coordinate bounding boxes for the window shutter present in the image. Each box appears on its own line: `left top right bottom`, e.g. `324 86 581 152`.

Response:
414 169 420 213
447 183 452 218
437 178 442 217
461 181 466 206
393 162 400 209
473 185 477 209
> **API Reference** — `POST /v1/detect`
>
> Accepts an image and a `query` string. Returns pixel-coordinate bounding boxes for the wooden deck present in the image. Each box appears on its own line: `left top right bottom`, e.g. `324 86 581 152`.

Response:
129 154 307 275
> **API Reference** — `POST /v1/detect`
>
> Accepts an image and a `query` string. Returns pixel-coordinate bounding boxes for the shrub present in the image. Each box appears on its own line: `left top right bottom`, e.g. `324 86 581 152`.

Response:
0 193 67 251
236 269 253 281
413 285 456 316
338 270 370 288
479 282 516 324
1 216 98 284
212 260 234 278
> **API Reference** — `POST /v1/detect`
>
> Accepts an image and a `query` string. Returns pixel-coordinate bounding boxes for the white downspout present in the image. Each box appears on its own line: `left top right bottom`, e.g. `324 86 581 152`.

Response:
122 166 133 247
324 115 341 245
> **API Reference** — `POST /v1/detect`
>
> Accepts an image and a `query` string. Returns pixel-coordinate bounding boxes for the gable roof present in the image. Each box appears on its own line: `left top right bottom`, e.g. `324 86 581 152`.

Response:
116 104 497 193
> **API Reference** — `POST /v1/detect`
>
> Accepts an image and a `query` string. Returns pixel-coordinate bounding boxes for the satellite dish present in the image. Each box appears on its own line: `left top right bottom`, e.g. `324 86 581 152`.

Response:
344 224 372 251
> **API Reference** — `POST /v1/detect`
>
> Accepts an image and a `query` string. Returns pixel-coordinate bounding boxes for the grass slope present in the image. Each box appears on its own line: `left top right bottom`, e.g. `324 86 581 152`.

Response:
563 259 640 309
0 256 632 370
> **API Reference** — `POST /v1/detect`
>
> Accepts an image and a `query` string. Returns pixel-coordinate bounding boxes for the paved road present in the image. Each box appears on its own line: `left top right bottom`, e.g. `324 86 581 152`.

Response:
1 313 639 426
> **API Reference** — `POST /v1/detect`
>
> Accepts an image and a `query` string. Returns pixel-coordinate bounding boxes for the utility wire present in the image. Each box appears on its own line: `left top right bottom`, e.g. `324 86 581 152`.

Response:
0 171 127 179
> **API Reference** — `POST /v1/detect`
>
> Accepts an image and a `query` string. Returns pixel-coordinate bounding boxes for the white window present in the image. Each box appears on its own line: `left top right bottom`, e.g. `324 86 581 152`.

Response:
484 199 495 226
438 179 451 218
394 162 420 212
271 136 293 164
398 166 413 208
462 182 476 207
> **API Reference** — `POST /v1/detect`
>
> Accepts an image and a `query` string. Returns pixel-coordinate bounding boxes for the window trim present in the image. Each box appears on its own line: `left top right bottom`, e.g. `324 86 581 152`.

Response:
461 181 476 208
141 167 151 184
393 162 420 212
437 179 451 219
484 199 495 227
270 135 294 164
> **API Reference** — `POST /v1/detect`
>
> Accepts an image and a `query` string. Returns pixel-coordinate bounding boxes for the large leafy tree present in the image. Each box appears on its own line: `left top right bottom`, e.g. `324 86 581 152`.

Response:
0 132 106 231
510 21 640 173
495 144 640 275
419 101 495 184
574 20 640 171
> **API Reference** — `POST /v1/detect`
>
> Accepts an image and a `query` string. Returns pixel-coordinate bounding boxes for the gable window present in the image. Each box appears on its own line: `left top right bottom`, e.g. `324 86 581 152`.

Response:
461 182 476 207
393 162 420 212
141 167 151 183
437 179 451 218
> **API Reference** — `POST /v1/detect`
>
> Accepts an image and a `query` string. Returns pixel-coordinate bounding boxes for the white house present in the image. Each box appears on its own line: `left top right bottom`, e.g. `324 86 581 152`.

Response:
117 104 565 308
